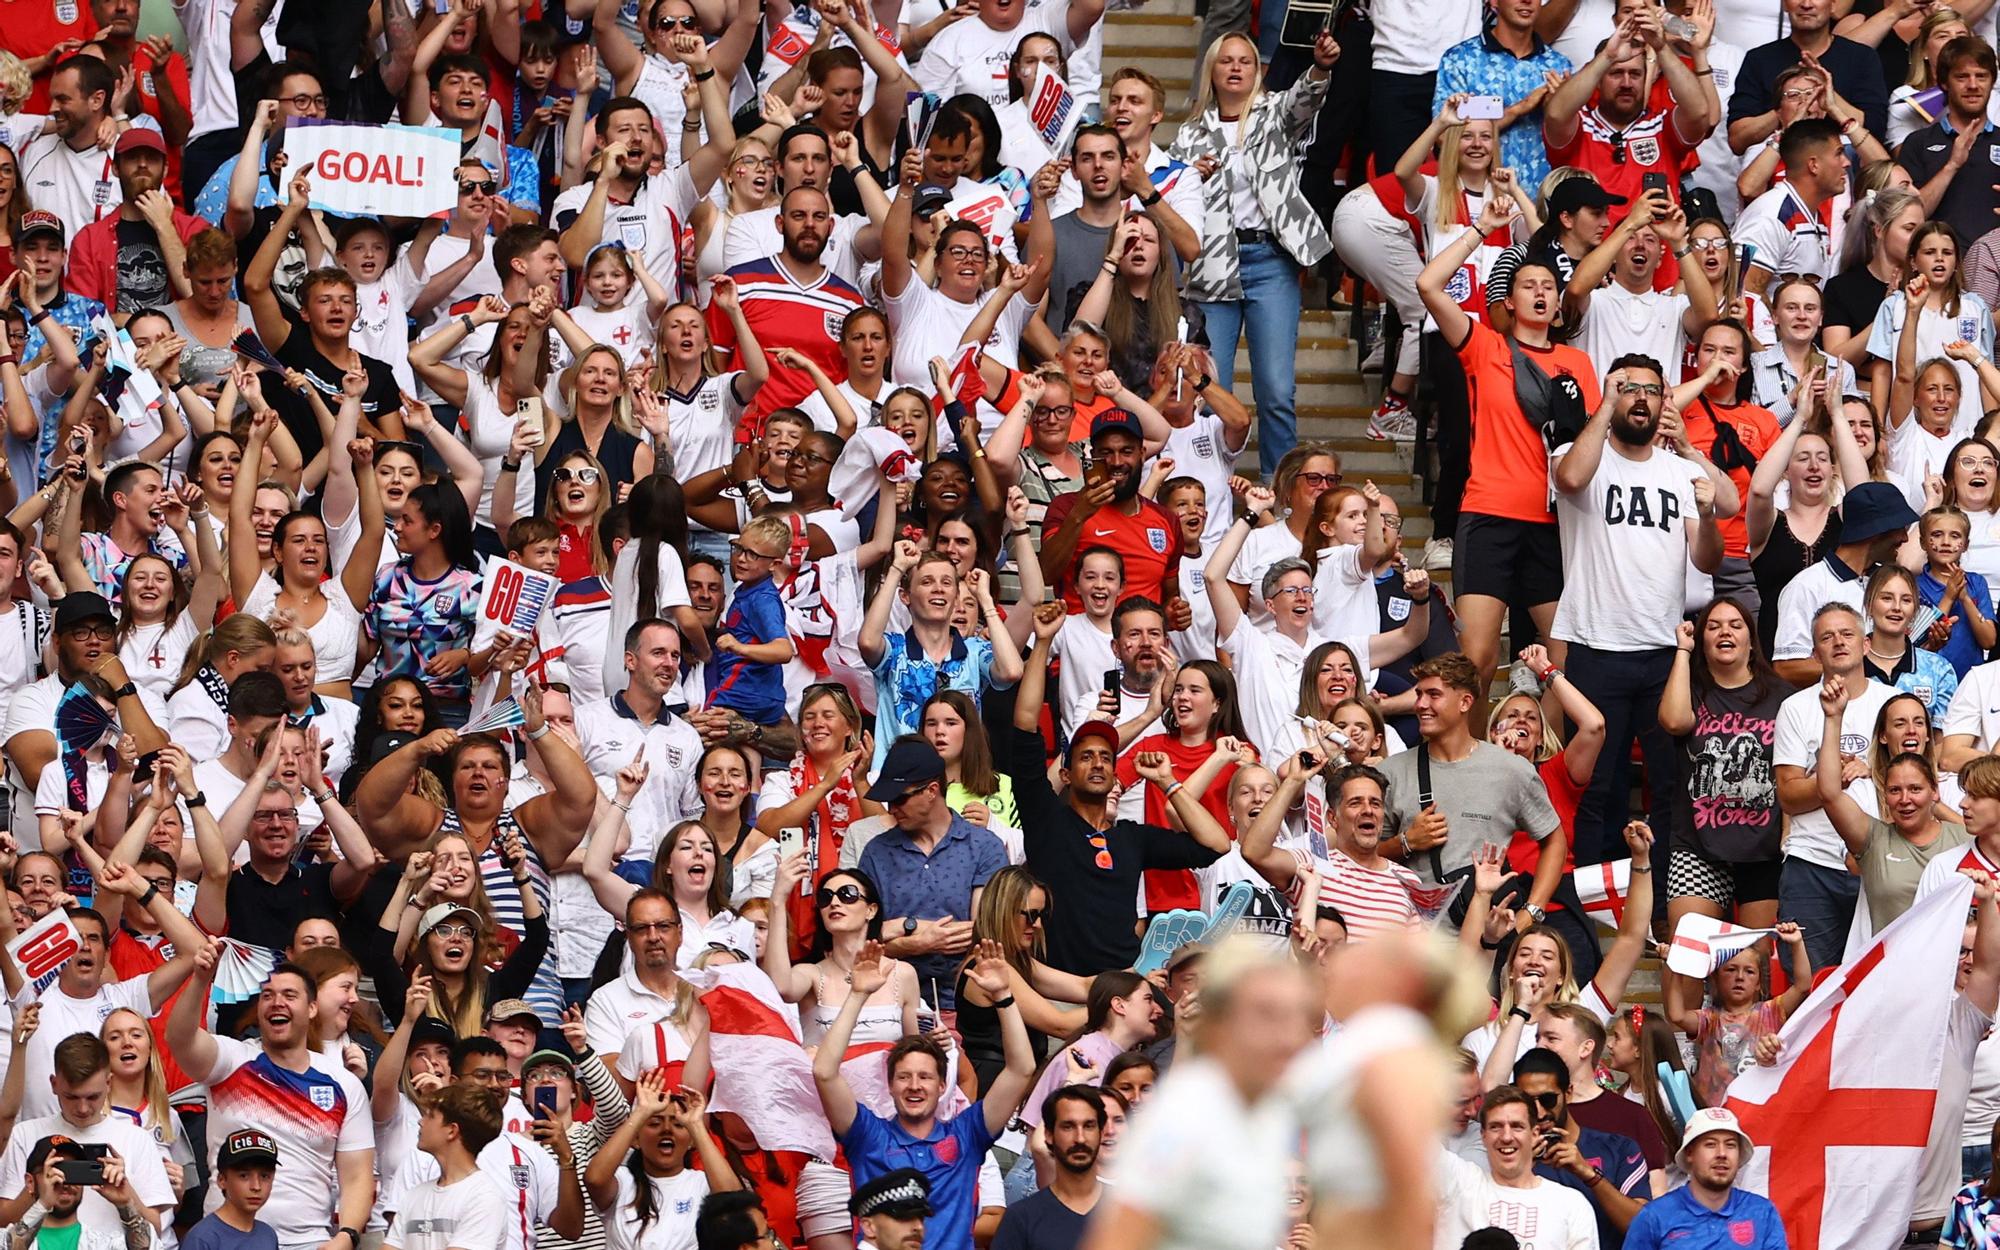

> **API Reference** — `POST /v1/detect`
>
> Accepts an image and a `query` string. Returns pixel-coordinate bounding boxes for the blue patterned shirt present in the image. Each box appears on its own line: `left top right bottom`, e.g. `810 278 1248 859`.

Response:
363 559 481 702
869 628 1007 768
1948 1180 2000 1249
79 530 188 607
1433 28 1574 192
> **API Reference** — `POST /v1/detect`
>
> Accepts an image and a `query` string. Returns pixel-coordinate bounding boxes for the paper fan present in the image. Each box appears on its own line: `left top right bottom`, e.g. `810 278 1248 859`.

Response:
230 330 288 373
211 938 281 1005
462 697 526 736
55 682 115 755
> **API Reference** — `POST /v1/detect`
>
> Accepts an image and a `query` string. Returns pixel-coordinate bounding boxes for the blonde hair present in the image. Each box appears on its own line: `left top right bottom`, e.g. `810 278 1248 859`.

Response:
0 53 30 114
1188 33 1264 137
99 1008 170 1140
1435 119 1497 235
1908 6 1969 87
171 612 277 694
740 514 793 553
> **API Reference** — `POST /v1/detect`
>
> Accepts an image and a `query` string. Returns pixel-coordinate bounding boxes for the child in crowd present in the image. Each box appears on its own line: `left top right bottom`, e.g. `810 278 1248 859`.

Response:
1663 923 1813 1108
181 1130 282 1250
706 515 797 726
570 244 669 370
1918 505 1998 677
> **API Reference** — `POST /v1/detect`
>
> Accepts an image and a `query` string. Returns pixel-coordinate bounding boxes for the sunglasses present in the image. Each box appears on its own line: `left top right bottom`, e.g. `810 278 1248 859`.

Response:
653 13 698 27
1019 907 1045 924
554 466 601 485
459 178 498 195
1296 471 1341 488
817 884 866 906
1528 1091 1563 1112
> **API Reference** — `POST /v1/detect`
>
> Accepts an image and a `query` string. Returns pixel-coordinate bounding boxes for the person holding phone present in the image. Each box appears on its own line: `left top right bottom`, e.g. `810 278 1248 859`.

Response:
5 1137 152 1250
1543 6 1719 219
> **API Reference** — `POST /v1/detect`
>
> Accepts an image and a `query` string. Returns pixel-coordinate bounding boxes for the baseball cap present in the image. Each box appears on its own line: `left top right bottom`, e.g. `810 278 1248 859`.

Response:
523 1049 576 1079
216 1129 280 1170
18 210 63 244
912 183 952 217
1675 1106 1754 1170
418 903 479 938
1089 409 1144 445
485 998 541 1027
1546 177 1627 217
863 739 947 803
113 129 167 158
53 592 114 634
1066 720 1119 762
410 1017 458 1051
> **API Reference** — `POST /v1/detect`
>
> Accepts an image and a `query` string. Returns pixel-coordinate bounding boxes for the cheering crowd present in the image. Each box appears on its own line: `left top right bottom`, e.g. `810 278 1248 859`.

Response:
11 0 2000 1242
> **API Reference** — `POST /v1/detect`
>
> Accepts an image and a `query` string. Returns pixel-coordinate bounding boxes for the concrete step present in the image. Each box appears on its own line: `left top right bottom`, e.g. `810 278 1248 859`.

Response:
1103 13 1199 49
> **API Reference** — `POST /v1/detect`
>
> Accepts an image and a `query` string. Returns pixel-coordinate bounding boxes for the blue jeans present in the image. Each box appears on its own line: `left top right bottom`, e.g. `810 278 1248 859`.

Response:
1778 857 1858 972
1199 240 1303 476
1964 1142 1993 1183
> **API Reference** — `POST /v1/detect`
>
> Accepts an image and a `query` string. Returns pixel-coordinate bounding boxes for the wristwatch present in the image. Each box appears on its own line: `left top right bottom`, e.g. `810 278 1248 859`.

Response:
1138 187 1162 207
111 682 138 701
903 916 919 937
1525 904 1547 923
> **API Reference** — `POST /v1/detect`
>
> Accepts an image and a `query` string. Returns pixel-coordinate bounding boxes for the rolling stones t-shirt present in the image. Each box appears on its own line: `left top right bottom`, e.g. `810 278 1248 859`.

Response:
1678 680 1784 863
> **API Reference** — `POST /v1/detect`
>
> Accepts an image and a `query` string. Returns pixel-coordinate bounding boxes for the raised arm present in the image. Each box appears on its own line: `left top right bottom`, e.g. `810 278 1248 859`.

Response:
1812 678 1874 856
1587 820 1657 1008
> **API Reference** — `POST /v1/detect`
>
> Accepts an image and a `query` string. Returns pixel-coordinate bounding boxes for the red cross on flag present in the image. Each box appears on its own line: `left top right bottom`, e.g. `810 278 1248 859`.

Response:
1665 912 1779 978
1572 858 1631 930
1723 875 1973 1250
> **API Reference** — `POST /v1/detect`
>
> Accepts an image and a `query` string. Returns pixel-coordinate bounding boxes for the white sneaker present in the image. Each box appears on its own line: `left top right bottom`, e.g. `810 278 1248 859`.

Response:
1360 338 1386 373
1367 393 1418 442
1422 537 1453 572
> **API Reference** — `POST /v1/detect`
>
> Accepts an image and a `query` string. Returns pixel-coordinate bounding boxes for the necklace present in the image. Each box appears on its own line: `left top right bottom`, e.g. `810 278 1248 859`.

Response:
1866 643 1905 664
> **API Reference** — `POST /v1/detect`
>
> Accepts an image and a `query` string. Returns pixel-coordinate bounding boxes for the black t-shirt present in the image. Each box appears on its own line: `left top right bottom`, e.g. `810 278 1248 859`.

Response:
114 219 171 313
1821 265 1887 336
226 860 340 949
1003 725 1222 976
990 1187 1091 1250
1675 678 1785 863
270 325 403 465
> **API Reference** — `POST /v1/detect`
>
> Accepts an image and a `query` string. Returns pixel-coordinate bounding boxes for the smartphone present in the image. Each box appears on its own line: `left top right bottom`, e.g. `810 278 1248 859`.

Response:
1642 171 1671 200
55 1160 105 1186
1460 95 1504 121
1121 232 1139 256
1297 751 1320 771
775 826 804 865
1102 669 1122 697
533 1085 560 1118
1084 461 1111 491
515 397 545 447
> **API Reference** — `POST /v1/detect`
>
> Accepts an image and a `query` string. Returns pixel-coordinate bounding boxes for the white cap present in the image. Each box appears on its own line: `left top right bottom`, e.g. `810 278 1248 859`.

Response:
1675 1106 1755 1169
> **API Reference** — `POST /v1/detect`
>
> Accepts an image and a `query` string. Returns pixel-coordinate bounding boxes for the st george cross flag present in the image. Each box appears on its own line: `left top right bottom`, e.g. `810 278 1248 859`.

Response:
1027 64 1080 152
1724 875 1973 1250
683 963 837 1159
1666 912 1778 978
1574 859 1632 930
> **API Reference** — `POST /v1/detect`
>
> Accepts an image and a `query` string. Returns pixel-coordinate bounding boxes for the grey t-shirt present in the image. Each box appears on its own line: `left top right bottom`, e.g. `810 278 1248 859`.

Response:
1380 740 1561 881
1859 817 1969 933
1046 211 1115 336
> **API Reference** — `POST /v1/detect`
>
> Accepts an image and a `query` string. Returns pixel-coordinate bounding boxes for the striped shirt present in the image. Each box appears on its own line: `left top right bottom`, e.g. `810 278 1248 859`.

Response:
199 1038 372 1246
1289 847 1423 939
438 807 563 1025
707 257 866 434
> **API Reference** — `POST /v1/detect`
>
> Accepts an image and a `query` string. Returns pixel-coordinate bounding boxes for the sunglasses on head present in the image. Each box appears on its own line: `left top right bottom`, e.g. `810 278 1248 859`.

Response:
817 883 866 906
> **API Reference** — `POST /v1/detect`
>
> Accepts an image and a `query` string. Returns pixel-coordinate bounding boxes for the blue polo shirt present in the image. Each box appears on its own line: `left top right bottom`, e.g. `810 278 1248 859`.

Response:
857 813 1006 1009
841 1103 997 1250
870 627 1007 769
1536 1126 1650 1250
1623 1184 1788 1250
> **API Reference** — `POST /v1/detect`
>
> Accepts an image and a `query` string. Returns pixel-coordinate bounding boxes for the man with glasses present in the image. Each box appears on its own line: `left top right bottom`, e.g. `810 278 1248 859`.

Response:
1563 191 1718 379
581 889 714 1092
1511 1047 1650 1245
225 781 378 950
1551 355 1725 864
857 738 1007 1011
719 125 890 289
193 62 330 236
1727 0 1888 161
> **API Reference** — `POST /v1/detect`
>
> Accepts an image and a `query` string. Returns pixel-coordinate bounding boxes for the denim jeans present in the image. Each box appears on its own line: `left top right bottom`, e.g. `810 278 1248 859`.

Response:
1199 240 1303 476
1565 643 1678 867
1779 857 1859 972
1964 1142 1993 1184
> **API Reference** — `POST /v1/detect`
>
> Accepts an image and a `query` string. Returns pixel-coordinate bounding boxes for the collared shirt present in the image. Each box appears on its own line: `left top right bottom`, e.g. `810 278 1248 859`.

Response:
856 813 1007 1008
1622 1183 1786 1250
869 628 1004 769
1898 115 2000 249
1771 552 1867 662
573 690 704 864
1749 345 1862 427
1863 643 1959 723
1434 28 1574 191
841 1103 997 1250
580 968 684 1059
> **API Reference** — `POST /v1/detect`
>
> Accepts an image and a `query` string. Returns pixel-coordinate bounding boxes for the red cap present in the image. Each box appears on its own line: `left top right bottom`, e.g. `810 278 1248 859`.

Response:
113 128 167 157
18 210 62 243
1066 720 1120 760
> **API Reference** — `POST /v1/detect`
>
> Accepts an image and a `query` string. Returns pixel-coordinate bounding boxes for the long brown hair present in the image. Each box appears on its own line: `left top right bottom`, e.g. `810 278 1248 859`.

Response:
1098 214 1184 370
924 689 998 797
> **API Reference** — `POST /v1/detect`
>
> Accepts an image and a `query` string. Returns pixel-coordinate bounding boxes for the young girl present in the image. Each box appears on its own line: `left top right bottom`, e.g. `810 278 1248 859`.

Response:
1663 923 1812 1108
1753 277 1859 427
1118 663 1254 913
1873 225 1995 431
1825 189 1923 364
1684 218 1773 368
923 690 1021 855
647 283 766 559
1942 436 2000 579
102 1007 193 1197
1604 1007 1689 1150
1918 505 1998 677
572 244 670 370
1860 563 1960 721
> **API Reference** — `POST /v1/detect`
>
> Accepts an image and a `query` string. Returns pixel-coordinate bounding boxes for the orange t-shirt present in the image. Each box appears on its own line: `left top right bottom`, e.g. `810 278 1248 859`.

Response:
1681 395 1780 559
1457 322 1604 524
1067 391 1117 442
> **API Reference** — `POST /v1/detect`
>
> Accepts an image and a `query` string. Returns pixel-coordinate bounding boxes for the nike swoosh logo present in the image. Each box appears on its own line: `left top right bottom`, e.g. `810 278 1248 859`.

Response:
1886 854 1908 862
1091 527 1117 537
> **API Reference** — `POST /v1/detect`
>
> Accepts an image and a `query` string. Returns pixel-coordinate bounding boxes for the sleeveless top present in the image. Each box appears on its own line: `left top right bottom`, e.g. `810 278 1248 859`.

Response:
1751 505 1839 655
955 966 1048 1096
801 965 906 1048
